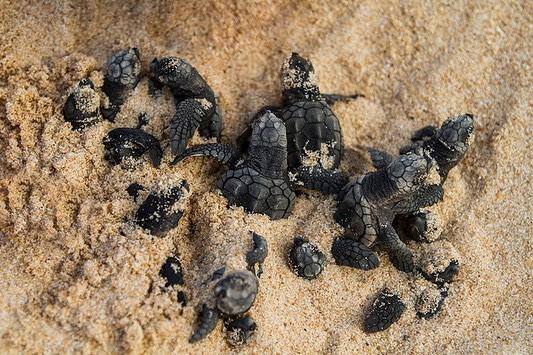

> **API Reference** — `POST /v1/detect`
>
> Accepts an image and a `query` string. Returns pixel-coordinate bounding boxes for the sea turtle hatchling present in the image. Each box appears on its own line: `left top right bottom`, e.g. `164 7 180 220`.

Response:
101 47 142 120
63 79 101 130
174 111 296 220
370 114 475 243
334 153 433 272
238 52 361 194
150 56 223 157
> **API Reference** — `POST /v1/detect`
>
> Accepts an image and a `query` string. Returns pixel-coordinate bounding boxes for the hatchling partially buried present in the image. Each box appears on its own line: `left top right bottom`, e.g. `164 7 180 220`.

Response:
238 52 360 194
175 111 296 220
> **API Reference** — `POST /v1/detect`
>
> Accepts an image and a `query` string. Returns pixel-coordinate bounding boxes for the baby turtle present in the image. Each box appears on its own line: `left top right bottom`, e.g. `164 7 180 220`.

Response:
224 315 257 346
331 237 379 270
364 289 406 333
369 114 475 242
335 153 432 272
214 271 258 316
289 236 326 280
416 286 448 319
175 111 296 220
103 128 162 168
150 56 222 157
101 47 142 120
63 79 101 130
190 304 219 343
134 180 189 236
238 53 358 194
159 256 184 287
246 232 268 277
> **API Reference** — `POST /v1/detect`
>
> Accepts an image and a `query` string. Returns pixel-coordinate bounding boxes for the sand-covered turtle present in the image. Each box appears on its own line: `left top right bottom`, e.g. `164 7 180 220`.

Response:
134 180 189 236
224 315 257 346
334 153 433 272
63 79 101 130
101 47 142 120
150 56 223 157
370 114 474 243
238 53 360 194
103 127 162 168
174 111 296 220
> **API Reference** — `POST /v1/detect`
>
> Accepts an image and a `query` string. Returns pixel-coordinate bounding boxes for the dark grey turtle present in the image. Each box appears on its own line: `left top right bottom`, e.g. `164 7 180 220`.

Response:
103 128 162 168
334 153 432 272
63 79 101 130
224 315 257 346
101 47 142 120
134 180 189 236
288 236 326 280
150 57 223 157
369 114 475 243
246 232 268 277
174 111 296 220
237 53 361 194
214 271 258 316
189 304 219 343
159 256 185 287
363 289 406 333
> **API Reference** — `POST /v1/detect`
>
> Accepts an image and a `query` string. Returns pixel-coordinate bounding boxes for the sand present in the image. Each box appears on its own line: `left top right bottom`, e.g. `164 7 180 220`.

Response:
0 0 531 353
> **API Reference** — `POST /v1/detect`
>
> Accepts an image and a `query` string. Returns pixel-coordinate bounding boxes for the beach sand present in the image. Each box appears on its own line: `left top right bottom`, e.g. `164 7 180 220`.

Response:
0 1 531 353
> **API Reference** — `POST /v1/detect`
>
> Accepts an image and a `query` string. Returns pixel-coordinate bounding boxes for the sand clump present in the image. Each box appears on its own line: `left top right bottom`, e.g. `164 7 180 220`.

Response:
0 1 532 353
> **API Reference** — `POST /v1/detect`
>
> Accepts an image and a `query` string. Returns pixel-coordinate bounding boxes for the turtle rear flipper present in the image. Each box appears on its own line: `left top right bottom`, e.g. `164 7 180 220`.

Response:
380 224 414 273
295 165 348 194
172 143 240 166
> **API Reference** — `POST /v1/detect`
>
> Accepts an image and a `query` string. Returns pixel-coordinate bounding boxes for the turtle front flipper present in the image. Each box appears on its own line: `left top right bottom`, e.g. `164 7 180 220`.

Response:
367 148 394 170
379 224 414 273
172 143 240 166
170 98 213 156
295 165 348 194
322 93 364 105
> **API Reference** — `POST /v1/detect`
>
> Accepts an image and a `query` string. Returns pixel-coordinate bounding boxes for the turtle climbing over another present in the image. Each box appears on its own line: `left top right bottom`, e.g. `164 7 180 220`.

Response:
101 47 142 120
369 114 475 243
174 111 296 220
334 153 434 272
238 53 361 194
150 56 223 157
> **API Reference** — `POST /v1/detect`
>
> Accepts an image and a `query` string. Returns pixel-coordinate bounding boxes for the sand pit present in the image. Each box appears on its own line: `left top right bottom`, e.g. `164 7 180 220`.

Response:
0 1 531 353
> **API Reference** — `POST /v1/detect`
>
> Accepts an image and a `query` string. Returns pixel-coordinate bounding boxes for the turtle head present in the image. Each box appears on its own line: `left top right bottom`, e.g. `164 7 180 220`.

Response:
280 52 321 103
105 47 141 87
432 114 475 177
436 114 475 155
386 153 429 194
248 111 288 178
150 56 194 88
